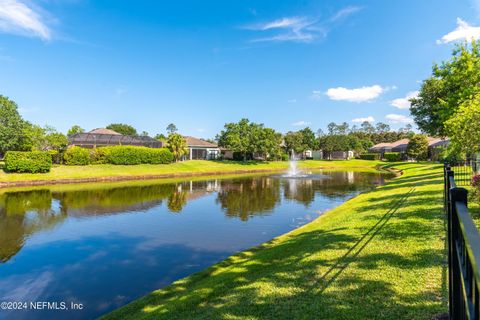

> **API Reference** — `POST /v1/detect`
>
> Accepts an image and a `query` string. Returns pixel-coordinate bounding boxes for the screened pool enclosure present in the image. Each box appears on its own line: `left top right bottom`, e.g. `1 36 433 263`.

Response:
68 132 163 148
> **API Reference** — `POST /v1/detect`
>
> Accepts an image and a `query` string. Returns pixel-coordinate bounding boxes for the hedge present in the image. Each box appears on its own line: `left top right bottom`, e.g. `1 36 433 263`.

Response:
384 152 401 162
48 150 63 164
64 146 91 165
359 153 381 160
102 146 173 165
4 151 52 173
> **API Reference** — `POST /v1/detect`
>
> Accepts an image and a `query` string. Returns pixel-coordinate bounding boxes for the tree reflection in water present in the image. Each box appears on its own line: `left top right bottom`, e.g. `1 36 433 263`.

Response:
0 171 391 263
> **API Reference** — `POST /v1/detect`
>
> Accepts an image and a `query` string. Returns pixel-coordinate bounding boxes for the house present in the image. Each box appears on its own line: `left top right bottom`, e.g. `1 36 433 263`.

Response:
330 151 354 160
184 136 220 160
369 142 396 154
68 128 163 148
369 137 450 159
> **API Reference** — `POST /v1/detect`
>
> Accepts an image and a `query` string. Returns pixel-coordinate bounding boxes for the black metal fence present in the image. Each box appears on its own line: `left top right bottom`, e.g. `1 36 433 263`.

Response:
444 164 480 319
447 160 480 186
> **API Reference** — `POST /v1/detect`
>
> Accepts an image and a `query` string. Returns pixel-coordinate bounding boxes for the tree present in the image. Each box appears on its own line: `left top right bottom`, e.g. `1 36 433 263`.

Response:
0 95 28 154
106 123 137 136
166 123 178 134
44 130 68 151
217 118 254 161
299 127 317 151
360 121 375 134
318 135 351 158
257 128 282 160
375 122 391 133
23 124 68 151
167 133 188 162
67 125 85 136
411 40 480 136
284 131 304 154
154 133 167 141
327 122 349 135
445 94 480 154
406 134 429 161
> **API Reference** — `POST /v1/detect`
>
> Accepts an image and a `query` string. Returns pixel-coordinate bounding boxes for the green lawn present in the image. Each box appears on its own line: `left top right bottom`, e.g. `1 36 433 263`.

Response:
0 159 384 183
102 162 448 320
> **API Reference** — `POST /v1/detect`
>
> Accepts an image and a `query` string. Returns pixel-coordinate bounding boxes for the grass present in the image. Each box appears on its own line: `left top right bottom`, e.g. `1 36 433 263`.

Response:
0 159 384 183
102 162 448 320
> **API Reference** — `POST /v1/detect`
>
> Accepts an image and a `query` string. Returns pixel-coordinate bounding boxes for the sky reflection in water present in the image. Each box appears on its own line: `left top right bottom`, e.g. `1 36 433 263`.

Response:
0 170 391 320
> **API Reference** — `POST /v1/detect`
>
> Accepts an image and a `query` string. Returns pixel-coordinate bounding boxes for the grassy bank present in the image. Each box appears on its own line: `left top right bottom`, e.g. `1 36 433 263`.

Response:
102 162 447 320
0 159 383 184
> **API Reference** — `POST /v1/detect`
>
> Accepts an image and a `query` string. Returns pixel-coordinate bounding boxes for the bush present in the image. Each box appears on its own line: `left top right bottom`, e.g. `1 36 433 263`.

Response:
90 147 108 164
103 146 173 165
384 152 401 162
64 146 91 165
359 153 380 160
4 151 52 173
281 153 289 161
48 150 63 164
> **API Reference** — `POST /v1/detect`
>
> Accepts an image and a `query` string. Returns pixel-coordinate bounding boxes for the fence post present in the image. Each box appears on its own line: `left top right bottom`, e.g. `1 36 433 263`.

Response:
446 167 454 318
450 186 469 319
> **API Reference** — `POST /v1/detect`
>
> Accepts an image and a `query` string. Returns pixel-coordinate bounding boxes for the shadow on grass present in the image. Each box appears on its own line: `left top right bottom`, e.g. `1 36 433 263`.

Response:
102 163 448 320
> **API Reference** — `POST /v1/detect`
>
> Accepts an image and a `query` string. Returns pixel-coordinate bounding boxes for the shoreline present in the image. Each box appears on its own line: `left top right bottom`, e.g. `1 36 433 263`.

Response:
0 160 386 188
0 168 287 188
102 162 446 320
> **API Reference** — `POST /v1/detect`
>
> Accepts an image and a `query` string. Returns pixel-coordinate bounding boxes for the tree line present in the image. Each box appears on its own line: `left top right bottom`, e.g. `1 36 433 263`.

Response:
0 96 189 161
1 94 418 162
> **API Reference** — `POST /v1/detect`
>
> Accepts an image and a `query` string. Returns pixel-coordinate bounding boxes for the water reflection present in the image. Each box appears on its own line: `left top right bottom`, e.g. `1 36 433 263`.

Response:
0 170 391 319
0 171 389 264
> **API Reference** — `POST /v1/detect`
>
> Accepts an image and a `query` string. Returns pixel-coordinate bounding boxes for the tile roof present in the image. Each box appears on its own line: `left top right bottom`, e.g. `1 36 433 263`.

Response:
89 128 122 135
184 136 218 148
370 137 449 151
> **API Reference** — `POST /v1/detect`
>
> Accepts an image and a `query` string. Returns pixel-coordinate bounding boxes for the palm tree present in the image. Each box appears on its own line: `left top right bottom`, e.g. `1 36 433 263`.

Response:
167 133 188 162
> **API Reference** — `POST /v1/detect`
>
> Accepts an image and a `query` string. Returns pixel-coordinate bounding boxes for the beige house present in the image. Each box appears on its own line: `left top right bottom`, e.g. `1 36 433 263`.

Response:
184 136 220 160
369 137 449 159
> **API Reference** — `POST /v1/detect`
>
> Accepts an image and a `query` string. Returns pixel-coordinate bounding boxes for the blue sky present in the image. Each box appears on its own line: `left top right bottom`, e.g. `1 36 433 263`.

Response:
0 0 479 138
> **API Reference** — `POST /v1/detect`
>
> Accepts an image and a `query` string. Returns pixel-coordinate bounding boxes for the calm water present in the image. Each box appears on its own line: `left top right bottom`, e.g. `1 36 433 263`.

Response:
0 170 392 320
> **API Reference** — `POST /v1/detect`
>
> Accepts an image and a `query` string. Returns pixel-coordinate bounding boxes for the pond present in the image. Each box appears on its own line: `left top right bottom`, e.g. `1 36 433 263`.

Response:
0 170 392 319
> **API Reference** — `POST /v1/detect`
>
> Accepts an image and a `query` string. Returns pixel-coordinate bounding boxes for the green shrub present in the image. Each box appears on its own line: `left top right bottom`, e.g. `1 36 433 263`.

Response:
103 146 173 165
64 146 91 165
359 153 381 160
4 151 52 173
90 147 108 164
384 152 401 162
48 150 63 164
281 153 289 161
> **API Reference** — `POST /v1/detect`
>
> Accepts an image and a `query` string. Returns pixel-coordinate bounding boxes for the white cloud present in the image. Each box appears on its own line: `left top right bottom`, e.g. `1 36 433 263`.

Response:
0 0 51 40
244 6 361 43
329 6 362 22
326 85 384 102
196 128 206 133
437 18 480 44
391 91 419 109
292 120 310 126
352 116 375 123
288 98 297 103
385 114 413 124
246 16 317 43
255 17 306 31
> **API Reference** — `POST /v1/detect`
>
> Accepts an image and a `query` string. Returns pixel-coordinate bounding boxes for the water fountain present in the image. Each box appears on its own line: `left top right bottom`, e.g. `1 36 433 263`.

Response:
284 150 307 178
288 150 299 176
283 150 328 180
